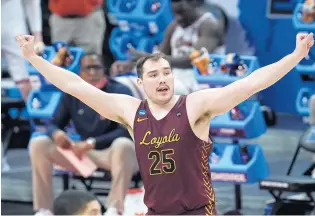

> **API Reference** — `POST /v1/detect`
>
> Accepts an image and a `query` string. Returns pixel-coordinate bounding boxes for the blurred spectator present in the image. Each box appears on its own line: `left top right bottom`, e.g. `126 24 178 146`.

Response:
53 190 101 215
30 54 138 216
1 0 43 172
1 0 43 100
110 0 226 95
48 0 106 54
310 95 315 125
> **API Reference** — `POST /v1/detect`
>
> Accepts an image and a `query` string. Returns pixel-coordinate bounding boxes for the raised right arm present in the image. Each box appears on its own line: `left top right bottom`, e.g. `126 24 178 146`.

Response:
28 55 141 127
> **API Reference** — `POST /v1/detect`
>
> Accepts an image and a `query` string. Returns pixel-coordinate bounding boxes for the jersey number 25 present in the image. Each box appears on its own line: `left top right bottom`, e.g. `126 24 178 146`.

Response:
148 149 176 175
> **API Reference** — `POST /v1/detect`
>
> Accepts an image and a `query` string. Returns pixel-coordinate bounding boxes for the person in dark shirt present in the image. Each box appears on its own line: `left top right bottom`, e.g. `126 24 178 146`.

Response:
29 53 139 216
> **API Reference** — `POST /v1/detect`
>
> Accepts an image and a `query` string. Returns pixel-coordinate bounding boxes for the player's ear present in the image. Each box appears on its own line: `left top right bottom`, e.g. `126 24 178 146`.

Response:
136 77 143 88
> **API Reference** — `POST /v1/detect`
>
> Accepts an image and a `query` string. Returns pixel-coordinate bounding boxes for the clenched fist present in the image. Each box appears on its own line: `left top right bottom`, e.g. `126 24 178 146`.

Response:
294 32 314 59
16 35 37 59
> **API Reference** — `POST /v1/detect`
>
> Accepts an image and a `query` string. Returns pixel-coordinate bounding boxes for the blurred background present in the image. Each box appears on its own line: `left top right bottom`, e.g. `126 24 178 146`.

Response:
1 0 315 215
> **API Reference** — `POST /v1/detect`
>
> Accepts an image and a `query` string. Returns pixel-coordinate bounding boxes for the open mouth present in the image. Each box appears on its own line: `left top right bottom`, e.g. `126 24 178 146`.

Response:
157 86 169 93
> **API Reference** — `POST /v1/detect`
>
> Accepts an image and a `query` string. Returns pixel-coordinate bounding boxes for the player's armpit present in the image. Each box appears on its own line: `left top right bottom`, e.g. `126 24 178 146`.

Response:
68 80 141 127
187 78 254 120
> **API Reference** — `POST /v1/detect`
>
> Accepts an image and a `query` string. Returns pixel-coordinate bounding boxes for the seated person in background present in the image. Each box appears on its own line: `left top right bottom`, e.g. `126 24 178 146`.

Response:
111 0 226 95
53 190 101 216
310 94 315 125
30 53 139 216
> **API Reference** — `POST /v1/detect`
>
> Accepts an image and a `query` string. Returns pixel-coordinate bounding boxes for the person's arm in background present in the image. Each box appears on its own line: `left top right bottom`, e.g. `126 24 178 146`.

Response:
46 94 72 147
47 94 95 154
93 124 130 149
159 21 177 55
91 84 134 149
22 0 43 42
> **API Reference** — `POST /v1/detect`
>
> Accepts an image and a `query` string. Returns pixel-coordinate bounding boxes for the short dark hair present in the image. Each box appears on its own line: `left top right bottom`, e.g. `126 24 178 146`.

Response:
80 52 104 66
136 52 167 78
53 190 97 215
80 53 109 75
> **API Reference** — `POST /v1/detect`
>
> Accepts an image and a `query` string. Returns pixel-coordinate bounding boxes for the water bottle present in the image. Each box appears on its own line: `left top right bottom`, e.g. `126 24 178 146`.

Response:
52 41 67 51
51 41 73 67
220 53 241 75
208 61 218 75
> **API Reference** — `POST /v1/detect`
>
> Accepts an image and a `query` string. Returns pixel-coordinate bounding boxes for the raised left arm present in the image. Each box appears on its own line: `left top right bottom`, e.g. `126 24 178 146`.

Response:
189 33 314 119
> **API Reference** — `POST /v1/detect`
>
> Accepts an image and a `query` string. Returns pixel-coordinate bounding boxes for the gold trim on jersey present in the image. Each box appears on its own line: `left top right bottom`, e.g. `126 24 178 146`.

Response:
140 128 181 148
201 141 216 215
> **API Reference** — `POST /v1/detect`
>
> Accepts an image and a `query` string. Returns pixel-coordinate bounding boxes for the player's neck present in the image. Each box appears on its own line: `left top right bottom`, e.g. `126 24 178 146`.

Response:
148 95 179 112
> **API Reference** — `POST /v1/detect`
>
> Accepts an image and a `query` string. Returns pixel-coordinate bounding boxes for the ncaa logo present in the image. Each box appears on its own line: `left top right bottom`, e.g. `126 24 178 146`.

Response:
139 109 146 116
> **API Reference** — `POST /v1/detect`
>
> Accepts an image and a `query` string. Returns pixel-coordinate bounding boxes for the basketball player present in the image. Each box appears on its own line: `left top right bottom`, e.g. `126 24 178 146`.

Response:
16 32 313 215
111 0 226 95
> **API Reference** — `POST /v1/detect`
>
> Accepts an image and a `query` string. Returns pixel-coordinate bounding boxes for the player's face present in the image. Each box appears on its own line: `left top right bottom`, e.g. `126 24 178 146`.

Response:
139 58 174 104
171 1 196 27
80 55 105 84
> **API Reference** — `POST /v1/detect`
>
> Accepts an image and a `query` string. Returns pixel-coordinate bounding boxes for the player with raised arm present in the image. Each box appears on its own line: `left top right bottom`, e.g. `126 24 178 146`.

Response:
16 33 313 215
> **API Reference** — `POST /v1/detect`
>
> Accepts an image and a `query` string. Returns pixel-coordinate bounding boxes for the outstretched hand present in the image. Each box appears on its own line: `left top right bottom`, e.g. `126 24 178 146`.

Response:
16 35 37 59
294 32 314 59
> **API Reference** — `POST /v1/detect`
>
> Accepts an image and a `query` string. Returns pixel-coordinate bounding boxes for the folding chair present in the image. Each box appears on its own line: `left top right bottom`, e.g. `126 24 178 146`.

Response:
259 126 315 214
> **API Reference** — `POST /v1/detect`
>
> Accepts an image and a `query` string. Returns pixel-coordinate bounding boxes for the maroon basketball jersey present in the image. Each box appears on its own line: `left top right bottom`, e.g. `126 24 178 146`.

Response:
133 95 216 215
